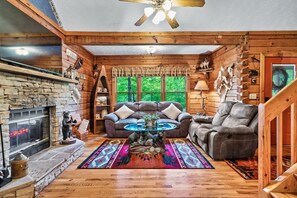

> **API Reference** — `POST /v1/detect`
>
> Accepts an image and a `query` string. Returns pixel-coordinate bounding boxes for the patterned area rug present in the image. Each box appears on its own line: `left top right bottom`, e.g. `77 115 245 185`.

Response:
78 139 214 169
225 156 291 180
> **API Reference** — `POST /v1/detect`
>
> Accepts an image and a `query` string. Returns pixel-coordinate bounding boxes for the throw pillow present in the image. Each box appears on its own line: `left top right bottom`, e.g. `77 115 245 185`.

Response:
115 105 135 119
162 103 181 120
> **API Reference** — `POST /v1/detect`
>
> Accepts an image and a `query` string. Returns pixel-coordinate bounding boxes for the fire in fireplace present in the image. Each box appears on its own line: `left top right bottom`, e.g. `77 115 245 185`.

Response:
9 108 50 158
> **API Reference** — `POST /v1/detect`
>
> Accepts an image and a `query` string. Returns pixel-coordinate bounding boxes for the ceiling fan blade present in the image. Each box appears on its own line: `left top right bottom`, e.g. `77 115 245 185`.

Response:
171 0 205 7
135 14 149 26
166 15 179 29
119 0 151 4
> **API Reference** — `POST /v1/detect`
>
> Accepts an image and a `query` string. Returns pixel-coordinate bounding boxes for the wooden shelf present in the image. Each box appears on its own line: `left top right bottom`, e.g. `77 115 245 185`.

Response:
0 63 78 84
195 68 214 79
91 65 111 134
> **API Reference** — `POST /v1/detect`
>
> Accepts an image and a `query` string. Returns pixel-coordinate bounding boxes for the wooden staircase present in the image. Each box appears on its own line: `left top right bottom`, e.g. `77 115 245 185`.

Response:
258 78 297 198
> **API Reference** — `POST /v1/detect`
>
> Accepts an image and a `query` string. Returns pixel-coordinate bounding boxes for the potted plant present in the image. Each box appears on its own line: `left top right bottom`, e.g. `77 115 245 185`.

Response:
143 113 160 128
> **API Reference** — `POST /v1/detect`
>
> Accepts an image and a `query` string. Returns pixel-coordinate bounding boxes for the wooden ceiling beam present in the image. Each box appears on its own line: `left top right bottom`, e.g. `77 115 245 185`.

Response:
64 31 297 45
64 32 245 45
0 33 61 46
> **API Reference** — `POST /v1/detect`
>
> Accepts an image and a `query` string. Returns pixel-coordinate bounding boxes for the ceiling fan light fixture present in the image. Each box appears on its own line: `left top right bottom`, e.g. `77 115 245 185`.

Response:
162 0 172 11
144 7 155 17
152 16 160 24
153 10 166 24
147 46 156 54
168 10 176 20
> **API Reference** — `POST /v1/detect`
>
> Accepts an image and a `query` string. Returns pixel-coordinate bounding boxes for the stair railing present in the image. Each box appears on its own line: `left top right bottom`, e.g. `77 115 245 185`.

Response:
258 78 297 197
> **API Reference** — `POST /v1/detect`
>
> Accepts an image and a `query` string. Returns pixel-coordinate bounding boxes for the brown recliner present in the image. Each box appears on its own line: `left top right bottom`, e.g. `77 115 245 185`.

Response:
189 102 258 160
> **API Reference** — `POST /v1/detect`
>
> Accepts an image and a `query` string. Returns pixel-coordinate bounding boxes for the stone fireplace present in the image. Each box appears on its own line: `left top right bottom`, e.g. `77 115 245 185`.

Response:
0 69 79 170
9 107 50 159
0 65 86 196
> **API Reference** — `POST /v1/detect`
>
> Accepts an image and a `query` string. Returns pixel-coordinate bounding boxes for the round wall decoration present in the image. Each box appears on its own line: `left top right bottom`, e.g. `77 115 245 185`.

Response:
272 68 288 89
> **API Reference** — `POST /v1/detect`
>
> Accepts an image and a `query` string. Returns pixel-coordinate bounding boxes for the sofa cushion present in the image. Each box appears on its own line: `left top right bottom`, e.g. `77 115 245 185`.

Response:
115 118 138 130
222 103 258 127
114 105 135 119
195 126 213 143
139 102 158 111
212 102 235 125
158 118 180 129
162 103 182 120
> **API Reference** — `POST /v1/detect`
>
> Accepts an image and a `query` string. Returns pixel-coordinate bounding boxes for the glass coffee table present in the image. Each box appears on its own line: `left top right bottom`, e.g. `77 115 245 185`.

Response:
124 123 177 155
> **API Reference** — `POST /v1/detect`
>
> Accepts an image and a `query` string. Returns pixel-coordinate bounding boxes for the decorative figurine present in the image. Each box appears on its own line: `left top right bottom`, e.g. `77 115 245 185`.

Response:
61 111 76 145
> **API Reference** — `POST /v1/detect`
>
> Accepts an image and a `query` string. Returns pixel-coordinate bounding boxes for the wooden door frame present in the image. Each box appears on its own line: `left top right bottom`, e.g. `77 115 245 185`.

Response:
260 53 266 103
260 54 297 103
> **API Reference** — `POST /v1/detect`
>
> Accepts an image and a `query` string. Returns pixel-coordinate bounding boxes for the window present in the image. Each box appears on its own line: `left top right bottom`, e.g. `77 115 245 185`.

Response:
116 76 187 109
116 77 137 102
141 77 161 101
165 76 186 109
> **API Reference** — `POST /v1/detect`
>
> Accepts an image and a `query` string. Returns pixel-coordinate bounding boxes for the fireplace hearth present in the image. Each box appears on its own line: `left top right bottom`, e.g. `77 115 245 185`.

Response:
9 108 50 159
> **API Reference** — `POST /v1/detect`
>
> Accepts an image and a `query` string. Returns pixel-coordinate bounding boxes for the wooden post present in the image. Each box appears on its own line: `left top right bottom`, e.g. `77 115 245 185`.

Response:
276 113 283 176
161 76 166 101
259 53 265 103
186 75 190 112
137 77 142 101
111 77 116 110
258 104 271 198
291 102 297 164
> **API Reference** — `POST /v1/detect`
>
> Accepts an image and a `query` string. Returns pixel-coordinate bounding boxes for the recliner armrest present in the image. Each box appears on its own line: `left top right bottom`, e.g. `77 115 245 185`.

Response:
178 112 192 122
193 115 213 123
211 125 254 135
103 113 119 122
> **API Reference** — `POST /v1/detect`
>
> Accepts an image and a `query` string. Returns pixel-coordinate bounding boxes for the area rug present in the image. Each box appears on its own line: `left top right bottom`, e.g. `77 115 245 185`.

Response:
225 156 291 180
78 139 214 169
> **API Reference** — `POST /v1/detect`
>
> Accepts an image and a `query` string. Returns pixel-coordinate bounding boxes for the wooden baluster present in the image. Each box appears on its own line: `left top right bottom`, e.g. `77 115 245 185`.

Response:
258 104 271 197
291 102 297 164
276 113 283 176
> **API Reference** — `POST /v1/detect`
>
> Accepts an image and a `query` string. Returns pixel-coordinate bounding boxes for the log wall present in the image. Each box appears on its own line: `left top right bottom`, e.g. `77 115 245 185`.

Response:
95 55 207 114
207 45 239 115
246 34 297 106
62 42 95 120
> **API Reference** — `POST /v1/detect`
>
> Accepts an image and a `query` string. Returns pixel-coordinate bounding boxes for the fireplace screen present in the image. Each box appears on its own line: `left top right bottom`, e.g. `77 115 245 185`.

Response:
9 108 50 156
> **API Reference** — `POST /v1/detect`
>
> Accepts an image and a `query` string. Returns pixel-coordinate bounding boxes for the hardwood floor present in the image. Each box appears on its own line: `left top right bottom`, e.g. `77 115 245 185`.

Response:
38 135 258 198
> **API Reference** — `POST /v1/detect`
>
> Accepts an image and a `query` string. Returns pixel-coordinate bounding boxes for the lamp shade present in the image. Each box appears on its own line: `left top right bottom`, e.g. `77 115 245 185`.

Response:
194 80 209 91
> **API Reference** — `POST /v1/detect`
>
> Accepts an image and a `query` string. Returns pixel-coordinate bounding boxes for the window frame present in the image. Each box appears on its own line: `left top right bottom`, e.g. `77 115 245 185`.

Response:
115 76 188 110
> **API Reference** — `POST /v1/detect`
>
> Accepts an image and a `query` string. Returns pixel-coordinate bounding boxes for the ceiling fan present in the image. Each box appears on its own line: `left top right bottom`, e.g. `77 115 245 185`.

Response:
119 0 205 29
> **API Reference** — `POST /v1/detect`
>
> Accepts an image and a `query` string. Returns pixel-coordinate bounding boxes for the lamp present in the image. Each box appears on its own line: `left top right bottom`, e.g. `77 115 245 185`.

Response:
194 80 209 115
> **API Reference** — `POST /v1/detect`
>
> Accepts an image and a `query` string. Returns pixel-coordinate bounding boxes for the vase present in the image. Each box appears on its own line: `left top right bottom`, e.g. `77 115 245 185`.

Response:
145 120 153 128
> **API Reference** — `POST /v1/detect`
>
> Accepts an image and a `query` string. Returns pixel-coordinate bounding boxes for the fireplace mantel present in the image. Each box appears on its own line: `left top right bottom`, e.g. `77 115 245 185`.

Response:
0 63 78 84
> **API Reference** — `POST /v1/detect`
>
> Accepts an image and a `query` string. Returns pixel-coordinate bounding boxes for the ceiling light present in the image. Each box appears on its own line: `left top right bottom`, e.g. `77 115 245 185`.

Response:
152 16 160 24
147 46 156 54
168 10 176 20
16 48 29 56
153 10 166 24
144 7 155 17
162 0 172 11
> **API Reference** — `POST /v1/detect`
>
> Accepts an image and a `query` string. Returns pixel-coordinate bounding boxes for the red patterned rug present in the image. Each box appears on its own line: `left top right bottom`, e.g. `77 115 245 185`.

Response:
225 156 291 180
78 139 214 169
